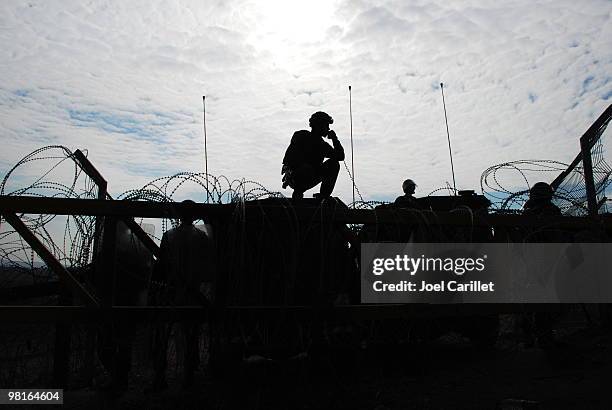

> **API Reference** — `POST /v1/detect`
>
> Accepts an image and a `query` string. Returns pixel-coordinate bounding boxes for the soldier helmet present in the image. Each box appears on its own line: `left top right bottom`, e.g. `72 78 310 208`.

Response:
309 111 333 127
529 182 554 201
402 179 417 194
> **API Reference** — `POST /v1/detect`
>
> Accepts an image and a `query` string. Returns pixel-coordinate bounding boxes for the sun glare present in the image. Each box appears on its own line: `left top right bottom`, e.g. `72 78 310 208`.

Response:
250 0 337 58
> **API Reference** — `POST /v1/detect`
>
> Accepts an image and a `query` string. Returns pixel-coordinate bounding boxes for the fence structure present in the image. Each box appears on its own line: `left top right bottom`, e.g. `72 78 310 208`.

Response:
1 105 612 388
2 196 611 313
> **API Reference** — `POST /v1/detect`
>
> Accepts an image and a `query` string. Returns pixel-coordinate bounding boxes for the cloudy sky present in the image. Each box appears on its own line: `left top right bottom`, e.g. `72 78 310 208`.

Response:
1 0 610 203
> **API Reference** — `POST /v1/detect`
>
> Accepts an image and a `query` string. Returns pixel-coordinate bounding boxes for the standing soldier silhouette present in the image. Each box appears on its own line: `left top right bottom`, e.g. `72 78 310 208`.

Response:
522 182 562 348
394 179 419 208
523 182 561 216
282 111 345 200
151 200 212 390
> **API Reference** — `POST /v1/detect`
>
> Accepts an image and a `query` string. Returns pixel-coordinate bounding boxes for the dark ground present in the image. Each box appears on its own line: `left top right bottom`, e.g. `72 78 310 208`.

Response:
3 309 612 410
5 308 610 410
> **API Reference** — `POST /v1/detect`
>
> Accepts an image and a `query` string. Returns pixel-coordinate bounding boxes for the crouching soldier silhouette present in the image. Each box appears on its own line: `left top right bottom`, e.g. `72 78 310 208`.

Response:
150 200 213 390
282 111 345 200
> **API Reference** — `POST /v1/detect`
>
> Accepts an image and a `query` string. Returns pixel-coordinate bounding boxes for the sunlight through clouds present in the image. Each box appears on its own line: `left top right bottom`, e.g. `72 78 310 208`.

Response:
0 0 610 200
252 0 337 44
244 0 340 74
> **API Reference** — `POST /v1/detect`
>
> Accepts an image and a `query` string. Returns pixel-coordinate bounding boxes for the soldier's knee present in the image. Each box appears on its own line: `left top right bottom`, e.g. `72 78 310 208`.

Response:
324 159 340 173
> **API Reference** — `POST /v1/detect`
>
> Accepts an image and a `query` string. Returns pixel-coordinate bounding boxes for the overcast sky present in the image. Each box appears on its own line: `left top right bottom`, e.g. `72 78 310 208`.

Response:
1 0 610 203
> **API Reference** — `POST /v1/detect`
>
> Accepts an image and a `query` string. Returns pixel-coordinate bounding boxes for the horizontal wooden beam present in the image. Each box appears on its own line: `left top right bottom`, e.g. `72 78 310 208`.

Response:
0 196 229 219
0 304 560 323
0 281 60 302
1 195 611 229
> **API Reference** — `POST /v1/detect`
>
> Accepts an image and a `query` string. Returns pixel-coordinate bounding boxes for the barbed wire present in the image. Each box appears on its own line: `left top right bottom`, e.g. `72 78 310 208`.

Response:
2 126 611 289
0 146 291 285
480 158 611 215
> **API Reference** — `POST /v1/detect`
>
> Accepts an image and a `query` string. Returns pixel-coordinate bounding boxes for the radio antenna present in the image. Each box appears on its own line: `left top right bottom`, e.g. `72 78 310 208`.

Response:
440 83 457 195
349 85 355 207
202 95 209 203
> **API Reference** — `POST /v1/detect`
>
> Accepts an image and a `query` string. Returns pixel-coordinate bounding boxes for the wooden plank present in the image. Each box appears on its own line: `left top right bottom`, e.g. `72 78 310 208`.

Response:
0 281 61 301
581 136 598 216
0 304 560 323
72 150 108 192
122 217 160 258
1 212 99 307
72 149 108 267
53 289 72 389
2 195 611 229
72 149 160 257
0 196 228 219
98 217 117 307
72 150 107 387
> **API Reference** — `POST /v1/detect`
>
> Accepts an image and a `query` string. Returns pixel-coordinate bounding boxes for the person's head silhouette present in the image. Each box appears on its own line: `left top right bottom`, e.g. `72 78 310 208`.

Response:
178 199 196 225
309 111 334 138
529 182 553 202
402 179 416 196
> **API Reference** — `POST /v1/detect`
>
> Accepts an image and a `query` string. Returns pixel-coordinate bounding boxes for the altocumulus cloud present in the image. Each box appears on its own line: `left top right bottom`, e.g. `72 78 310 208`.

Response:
0 0 610 199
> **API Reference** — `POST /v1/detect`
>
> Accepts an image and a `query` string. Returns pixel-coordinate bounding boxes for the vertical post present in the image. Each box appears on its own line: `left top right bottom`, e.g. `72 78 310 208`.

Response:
580 136 598 216
92 180 108 257
99 217 118 307
349 85 355 206
203 96 209 203
208 214 227 379
53 287 72 389
72 149 108 386
88 178 105 388
96 216 118 380
440 83 457 195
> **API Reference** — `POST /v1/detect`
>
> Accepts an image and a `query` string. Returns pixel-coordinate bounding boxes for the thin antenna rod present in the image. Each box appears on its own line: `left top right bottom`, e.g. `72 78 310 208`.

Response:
202 96 209 203
349 85 355 207
440 83 457 195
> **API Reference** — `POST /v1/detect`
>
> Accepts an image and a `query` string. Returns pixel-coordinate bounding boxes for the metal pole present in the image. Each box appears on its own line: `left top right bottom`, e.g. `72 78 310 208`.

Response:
440 83 457 195
349 85 355 206
203 96 209 203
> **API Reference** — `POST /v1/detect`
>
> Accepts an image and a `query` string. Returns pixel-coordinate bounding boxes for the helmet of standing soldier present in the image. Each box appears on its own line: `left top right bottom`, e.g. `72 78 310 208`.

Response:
402 179 417 195
529 182 554 201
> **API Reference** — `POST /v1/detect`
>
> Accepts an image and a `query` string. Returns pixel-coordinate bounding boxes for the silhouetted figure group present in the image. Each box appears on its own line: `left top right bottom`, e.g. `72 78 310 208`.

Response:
94 110 571 400
97 200 213 397
282 111 345 200
280 115 423 207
